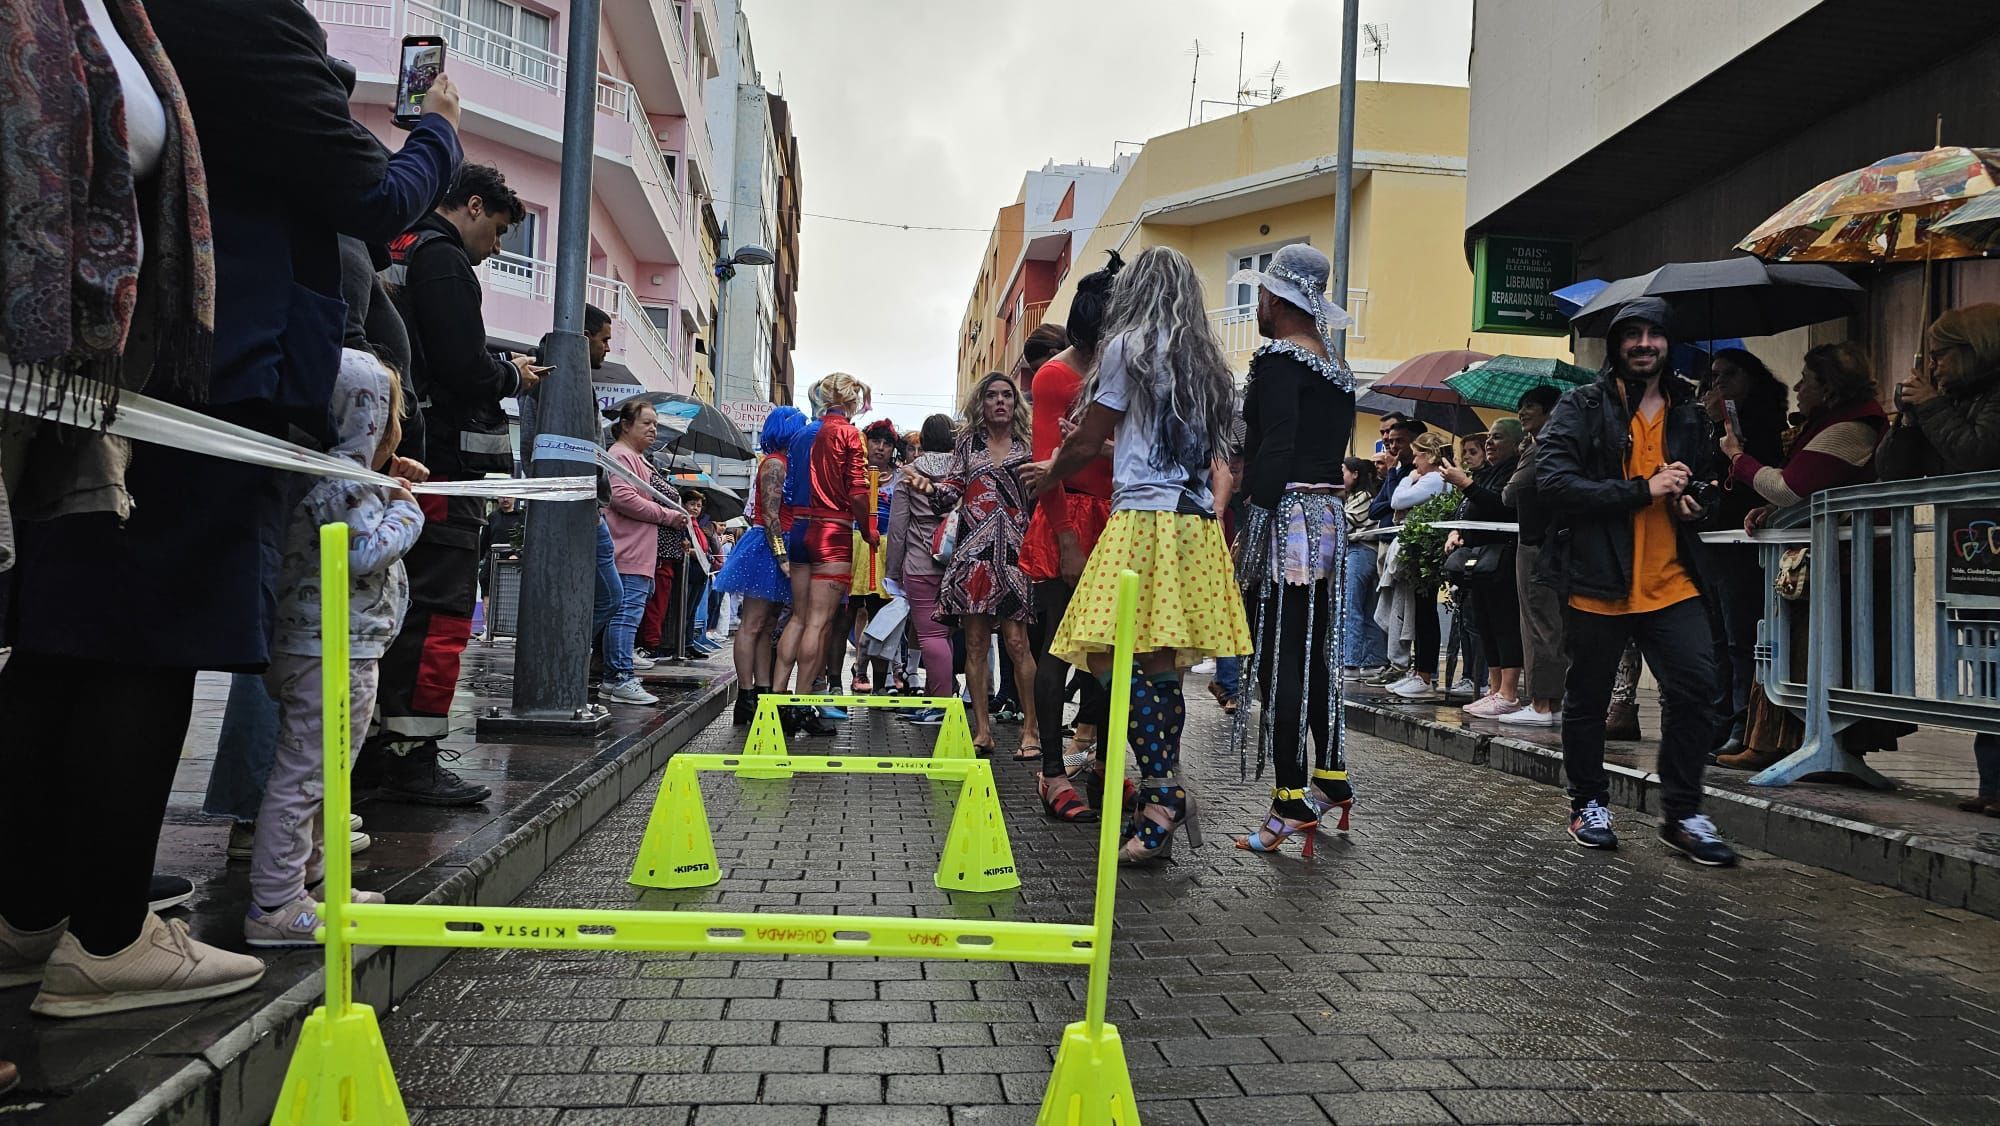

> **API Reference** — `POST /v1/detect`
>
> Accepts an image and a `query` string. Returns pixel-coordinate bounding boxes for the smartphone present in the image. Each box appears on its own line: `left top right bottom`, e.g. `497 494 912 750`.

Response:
1723 399 1741 436
392 35 446 130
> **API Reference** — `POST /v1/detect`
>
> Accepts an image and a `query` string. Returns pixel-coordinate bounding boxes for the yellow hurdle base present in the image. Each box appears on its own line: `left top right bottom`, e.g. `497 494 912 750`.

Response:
1039 1020 1142 1125
274 1003 409 1126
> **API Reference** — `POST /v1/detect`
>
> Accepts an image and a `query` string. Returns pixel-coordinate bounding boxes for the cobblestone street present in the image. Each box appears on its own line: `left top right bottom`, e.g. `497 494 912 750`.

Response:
384 695 2000 1126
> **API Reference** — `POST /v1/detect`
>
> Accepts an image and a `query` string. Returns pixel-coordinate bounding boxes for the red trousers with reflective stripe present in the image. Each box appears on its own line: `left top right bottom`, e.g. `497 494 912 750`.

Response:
370 489 482 742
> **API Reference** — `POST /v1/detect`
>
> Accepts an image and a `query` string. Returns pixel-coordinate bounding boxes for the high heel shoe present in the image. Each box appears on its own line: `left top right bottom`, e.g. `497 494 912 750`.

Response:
1120 778 1200 865
1309 770 1355 832
1236 790 1319 856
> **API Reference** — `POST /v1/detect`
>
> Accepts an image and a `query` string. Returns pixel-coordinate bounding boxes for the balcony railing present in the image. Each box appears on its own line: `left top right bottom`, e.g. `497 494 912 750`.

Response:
487 252 681 380
1208 288 1368 375
595 75 683 223
304 0 392 28
405 0 563 91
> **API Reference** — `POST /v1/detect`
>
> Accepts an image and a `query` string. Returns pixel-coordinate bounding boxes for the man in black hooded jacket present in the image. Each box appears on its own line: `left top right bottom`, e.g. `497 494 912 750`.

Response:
1535 297 1737 867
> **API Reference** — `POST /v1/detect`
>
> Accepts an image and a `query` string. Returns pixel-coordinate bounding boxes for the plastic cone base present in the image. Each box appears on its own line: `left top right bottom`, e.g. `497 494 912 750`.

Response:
628 759 722 888
934 761 1021 892
274 1004 410 1126
932 700 976 761
1038 1020 1140 1125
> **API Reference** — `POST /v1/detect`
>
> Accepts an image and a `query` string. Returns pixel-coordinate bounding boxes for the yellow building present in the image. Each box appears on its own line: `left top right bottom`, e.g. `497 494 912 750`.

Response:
1043 82 1567 444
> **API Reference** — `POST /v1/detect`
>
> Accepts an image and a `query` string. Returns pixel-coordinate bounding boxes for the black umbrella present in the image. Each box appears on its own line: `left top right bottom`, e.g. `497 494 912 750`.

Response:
614 391 756 461
1569 256 1863 339
1356 389 1487 436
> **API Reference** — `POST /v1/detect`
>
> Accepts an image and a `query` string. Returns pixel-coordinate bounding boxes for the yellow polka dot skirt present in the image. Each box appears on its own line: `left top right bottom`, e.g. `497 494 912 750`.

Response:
1050 509 1252 669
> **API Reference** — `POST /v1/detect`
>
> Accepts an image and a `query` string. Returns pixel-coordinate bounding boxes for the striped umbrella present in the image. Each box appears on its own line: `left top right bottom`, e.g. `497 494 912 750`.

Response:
1444 356 1596 410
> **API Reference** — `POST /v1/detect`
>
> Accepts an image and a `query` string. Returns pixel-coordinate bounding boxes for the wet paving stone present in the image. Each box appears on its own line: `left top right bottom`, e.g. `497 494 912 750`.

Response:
386 702 2000 1123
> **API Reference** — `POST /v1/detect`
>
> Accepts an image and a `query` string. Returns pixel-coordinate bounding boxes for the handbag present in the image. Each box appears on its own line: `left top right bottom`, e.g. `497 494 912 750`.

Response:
931 509 960 564
1774 546 1809 601
1443 543 1504 580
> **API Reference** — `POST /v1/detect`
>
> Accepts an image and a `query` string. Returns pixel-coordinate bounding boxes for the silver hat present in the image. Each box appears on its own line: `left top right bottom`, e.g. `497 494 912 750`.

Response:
1226 243 1354 342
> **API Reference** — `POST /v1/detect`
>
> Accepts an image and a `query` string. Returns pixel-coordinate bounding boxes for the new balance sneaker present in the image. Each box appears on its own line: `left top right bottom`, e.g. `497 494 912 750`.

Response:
0 914 67 988
1497 705 1559 727
604 678 660 706
904 708 947 726
30 913 264 1018
630 653 656 671
245 891 387 949
1463 694 1520 718
1568 801 1617 849
1660 815 1740 867
1391 677 1434 699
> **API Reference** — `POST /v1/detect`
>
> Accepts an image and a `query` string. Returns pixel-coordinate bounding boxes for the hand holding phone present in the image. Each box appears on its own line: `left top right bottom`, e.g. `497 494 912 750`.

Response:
423 74 461 130
392 35 447 130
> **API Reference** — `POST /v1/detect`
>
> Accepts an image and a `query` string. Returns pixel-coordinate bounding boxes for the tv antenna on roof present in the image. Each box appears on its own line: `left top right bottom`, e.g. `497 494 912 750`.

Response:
1363 23 1388 82
1238 61 1287 105
1186 38 1213 126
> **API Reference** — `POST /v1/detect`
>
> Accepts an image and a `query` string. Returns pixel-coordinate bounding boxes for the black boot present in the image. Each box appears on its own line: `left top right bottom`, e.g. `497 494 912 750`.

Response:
732 687 759 725
375 741 492 806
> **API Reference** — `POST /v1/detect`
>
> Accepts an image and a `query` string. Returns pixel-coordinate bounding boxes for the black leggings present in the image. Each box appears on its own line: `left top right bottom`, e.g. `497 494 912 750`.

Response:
1248 579 1341 796
0 653 196 953
1032 579 1106 778
1414 583 1442 679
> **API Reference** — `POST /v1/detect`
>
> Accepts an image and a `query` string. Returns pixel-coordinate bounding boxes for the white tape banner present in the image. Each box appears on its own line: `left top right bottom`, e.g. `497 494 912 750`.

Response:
5 378 596 502
596 446 689 516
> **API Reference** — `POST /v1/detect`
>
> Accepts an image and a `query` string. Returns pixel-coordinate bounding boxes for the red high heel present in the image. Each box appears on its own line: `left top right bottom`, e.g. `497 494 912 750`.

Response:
1311 770 1355 833
1236 790 1319 856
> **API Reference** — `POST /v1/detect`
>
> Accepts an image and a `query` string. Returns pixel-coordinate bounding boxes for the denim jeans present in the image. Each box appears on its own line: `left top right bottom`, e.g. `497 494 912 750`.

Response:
203 672 280 823
1214 656 1242 698
591 518 620 646
1560 597 1715 821
690 574 712 641
1342 544 1387 667
607 573 654 684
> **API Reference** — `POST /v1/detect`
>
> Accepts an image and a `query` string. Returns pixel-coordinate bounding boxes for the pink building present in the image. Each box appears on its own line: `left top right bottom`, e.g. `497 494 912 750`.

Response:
308 0 720 394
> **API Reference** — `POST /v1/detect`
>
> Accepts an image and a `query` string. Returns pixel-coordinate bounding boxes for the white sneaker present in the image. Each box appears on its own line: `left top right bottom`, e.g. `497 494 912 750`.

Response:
1448 678 1479 698
1190 658 1217 676
1383 674 1419 694
605 678 659 705
0 914 67 988
630 653 656 671
350 814 363 832
1391 677 1434 699
1498 705 1559 727
31 913 264 1017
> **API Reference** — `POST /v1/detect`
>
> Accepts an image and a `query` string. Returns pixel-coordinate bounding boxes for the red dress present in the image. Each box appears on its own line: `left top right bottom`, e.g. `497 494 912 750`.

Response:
1019 357 1112 580
935 432 1034 623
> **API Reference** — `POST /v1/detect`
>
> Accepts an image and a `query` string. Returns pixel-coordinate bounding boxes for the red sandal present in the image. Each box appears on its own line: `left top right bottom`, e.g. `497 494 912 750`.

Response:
1039 776 1098 823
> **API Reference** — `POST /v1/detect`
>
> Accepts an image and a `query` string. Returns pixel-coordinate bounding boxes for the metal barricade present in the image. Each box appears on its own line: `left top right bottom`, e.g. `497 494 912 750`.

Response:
1749 469 2000 787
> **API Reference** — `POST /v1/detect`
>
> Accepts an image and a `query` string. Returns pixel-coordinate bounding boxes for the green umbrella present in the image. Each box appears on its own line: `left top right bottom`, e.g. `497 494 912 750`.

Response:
1444 355 1596 410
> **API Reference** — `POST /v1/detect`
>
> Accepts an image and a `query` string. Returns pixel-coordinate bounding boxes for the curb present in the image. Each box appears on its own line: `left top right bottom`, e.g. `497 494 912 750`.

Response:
114 676 733 1126
1347 701 2000 920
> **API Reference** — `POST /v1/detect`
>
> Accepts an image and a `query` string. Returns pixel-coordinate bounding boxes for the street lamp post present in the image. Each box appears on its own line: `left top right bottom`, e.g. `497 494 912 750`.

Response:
481 0 609 736
663 234 774 666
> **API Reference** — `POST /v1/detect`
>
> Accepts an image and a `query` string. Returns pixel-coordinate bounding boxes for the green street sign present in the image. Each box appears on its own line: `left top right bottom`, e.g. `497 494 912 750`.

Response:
1471 235 1573 336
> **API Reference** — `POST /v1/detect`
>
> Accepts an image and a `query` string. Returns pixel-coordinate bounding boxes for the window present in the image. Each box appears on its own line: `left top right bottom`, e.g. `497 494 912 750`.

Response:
498 208 540 261
435 0 556 86
1227 238 1309 310
486 208 541 297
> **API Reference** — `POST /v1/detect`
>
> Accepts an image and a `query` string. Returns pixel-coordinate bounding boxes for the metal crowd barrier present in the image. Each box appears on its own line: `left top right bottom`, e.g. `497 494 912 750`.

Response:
1739 469 2000 788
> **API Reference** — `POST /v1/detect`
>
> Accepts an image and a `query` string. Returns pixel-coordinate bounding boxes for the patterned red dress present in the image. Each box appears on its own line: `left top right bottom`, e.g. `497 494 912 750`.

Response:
934 431 1035 623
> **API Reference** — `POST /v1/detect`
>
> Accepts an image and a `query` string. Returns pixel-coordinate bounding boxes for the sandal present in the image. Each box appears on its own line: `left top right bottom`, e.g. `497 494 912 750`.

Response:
1309 770 1355 832
1013 740 1044 763
1039 775 1098 822
972 738 996 758
1120 776 1202 865
1236 789 1319 856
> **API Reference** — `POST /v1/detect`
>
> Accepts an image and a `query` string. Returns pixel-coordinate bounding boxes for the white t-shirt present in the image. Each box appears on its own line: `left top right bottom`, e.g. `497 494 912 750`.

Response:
1093 331 1214 514
84 0 167 180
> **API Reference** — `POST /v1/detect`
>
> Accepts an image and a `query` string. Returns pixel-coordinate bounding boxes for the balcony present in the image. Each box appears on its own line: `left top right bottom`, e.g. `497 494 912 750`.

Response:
1209 289 1368 378
486 252 684 392
1002 301 1051 370
307 0 691 263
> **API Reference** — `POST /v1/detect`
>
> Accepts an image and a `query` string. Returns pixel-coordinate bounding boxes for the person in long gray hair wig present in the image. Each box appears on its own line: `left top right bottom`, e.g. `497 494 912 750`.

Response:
1086 246 1238 477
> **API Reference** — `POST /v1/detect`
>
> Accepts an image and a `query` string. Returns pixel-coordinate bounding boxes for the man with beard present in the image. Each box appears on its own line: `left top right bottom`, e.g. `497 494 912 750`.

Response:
1535 297 1737 867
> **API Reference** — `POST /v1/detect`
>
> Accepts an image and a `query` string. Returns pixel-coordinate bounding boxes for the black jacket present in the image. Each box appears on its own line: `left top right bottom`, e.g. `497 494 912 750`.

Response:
1457 455 1518 550
1241 348 1354 509
384 213 525 476
1534 371 1721 601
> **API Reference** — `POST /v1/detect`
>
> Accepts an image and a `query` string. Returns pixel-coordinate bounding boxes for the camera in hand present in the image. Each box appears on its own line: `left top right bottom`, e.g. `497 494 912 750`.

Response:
1684 479 1718 511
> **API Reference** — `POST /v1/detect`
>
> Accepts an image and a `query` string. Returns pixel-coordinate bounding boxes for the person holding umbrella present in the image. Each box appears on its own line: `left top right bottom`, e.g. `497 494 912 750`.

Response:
1536 297 1737 867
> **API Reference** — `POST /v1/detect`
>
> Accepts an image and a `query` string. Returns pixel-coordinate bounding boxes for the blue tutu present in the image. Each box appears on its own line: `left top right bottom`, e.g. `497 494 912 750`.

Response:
715 526 792 604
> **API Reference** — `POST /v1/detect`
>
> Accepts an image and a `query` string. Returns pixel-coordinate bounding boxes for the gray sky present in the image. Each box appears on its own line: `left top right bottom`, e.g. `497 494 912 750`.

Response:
743 0 1473 424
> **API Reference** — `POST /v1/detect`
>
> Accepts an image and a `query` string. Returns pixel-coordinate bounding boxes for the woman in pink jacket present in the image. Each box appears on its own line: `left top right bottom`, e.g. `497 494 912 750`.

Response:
604 402 687 705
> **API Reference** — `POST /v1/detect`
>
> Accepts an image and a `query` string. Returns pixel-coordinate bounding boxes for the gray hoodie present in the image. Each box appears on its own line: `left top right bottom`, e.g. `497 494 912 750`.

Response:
885 450 955 583
271 349 425 658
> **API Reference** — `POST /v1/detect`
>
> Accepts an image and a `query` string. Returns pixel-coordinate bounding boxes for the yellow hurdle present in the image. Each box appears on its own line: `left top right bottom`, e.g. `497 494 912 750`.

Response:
274 523 1142 1126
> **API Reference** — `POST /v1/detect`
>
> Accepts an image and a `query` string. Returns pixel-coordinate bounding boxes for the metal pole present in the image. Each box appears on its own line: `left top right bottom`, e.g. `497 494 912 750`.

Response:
509 0 605 727
1332 0 1360 356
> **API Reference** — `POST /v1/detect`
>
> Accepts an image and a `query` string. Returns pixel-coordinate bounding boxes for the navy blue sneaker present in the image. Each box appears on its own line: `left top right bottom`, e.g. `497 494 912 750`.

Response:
1659 814 1739 867
1567 801 1617 850
904 708 947 726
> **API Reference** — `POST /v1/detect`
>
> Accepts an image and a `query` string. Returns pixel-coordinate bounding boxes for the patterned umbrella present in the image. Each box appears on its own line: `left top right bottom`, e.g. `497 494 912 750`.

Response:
1371 349 1493 404
1444 356 1596 410
1737 146 2000 263
1933 188 2000 248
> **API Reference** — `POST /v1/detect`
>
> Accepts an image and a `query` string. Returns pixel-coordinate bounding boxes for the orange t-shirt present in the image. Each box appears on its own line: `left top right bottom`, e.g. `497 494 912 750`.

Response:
1568 404 1700 617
